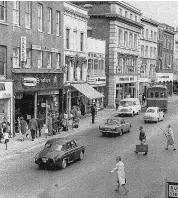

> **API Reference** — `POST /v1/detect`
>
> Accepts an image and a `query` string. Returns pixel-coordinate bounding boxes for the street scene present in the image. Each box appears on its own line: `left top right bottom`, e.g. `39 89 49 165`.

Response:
1 1 178 198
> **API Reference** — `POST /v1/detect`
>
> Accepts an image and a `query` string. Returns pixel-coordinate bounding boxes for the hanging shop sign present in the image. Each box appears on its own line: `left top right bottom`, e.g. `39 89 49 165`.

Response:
21 36 27 62
87 77 106 85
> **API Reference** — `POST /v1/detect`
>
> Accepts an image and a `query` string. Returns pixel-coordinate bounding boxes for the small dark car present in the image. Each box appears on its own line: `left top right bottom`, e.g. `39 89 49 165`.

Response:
35 138 85 169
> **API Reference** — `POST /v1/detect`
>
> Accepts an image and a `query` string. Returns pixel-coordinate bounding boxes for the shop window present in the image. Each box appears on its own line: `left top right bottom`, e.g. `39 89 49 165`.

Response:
0 1 6 21
150 92 154 98
155 92 159 98
66 28 70 49
13 48 20 68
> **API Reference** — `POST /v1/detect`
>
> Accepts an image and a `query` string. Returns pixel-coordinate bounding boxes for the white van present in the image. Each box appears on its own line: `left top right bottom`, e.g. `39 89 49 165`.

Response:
117 98 141 117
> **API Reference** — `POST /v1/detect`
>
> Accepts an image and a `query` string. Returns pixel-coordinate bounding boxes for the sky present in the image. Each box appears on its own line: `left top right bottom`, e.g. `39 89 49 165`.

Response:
129 1 178 28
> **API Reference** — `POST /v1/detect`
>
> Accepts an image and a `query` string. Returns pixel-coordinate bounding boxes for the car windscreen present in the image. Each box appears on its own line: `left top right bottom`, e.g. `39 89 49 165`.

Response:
146 109 155 113
120 101 134 107
105 119 119 125
45 143 63 151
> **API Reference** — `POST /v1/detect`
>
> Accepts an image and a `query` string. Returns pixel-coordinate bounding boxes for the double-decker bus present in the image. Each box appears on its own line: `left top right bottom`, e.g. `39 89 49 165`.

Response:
146 85 168 111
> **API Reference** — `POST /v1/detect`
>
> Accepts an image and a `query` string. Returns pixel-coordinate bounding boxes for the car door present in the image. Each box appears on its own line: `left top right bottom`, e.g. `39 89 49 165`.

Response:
65 142 74 162
70 140 79 161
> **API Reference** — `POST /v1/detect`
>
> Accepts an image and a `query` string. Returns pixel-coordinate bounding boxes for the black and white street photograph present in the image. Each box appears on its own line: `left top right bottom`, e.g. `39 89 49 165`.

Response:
0 1 178 197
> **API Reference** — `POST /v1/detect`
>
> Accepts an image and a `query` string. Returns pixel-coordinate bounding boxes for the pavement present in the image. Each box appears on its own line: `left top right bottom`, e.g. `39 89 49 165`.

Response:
0 94 177 161
0 108 118 161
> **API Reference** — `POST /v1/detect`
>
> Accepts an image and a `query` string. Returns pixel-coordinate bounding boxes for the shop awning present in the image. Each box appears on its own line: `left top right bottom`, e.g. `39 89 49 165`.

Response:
71 83 104 100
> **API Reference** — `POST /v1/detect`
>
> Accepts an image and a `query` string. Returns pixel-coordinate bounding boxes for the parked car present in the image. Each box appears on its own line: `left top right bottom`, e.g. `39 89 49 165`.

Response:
117 98 141 117
143 107 164 123
99 117 131 137
35 138 85 169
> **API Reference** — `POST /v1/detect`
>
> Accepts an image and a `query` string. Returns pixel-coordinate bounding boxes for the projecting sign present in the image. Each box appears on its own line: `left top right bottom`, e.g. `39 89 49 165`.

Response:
23 77 37 87
168 182 178 198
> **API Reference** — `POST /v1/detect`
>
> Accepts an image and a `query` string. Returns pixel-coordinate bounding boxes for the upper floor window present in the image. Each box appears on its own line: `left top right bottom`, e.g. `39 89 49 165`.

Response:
0 1 6 21
56 53 61 69
13 48 20 68
141 29 144 37
124 31 128 47
56 11 61 36
66 28 70 49
135 15 137 22
73 30 77 51
0 46 6 76
118 29 123 46
134 34 137 49
47 52 52 68
130 13 132 20
154 47 156 58
146 29 149 39
37 51 43 68
38 3 43 32
125 11 128 18
13 1 20 25
129 32 133 48
141 45 144 57
48 7 52 34
154 32 157 41
119 8 122 16
145 46 148 57
150 47 153 58
25 49 31 68
80 32 84 51
151 30 153 40
25 2 31 28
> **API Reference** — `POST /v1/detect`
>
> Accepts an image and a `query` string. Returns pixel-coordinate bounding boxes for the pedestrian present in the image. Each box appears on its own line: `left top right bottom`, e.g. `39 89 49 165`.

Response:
47 113 53 136
139 125 147 155
28 115 38 141
110 156 129 195
142 93 145 105
164 124 176 151
7 122 12 138
19 117 28 141
80 102 86 118
91 104 96 124
0 128 3 143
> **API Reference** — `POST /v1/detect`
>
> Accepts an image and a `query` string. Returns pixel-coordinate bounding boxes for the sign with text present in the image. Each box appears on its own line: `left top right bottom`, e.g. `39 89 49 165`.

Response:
21 36 27 62
168 182 178 198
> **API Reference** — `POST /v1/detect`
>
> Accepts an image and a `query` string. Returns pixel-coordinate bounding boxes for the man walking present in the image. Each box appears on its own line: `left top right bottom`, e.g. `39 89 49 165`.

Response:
28 115 38 141
164 124 176 151
139 125 147 155
91 104 96 124
110 156 129 195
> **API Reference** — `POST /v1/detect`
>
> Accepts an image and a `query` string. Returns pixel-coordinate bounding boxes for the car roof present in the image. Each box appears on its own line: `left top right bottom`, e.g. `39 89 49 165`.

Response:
45 138 73 145
121 98 139 101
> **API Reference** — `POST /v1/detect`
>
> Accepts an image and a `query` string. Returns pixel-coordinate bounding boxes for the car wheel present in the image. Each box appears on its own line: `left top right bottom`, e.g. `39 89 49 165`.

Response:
120 130 123 136
79 151 84 161
61 159 67 169
38 164 45 170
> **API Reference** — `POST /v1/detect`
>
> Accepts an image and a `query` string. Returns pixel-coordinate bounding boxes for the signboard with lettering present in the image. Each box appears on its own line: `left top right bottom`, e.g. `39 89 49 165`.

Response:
87 77 106 85
168 182 178 198
21 36 27 62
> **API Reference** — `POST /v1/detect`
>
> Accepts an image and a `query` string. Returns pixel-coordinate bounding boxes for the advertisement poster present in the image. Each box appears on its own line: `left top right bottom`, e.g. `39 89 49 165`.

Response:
168 182 178 198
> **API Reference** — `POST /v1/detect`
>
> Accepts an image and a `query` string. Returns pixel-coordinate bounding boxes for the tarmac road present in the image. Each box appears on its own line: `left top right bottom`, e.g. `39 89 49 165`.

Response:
0 101 178 198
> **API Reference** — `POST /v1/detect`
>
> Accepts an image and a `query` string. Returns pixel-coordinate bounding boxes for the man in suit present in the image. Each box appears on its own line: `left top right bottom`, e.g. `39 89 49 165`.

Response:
91 104 96 124
28 115 38 141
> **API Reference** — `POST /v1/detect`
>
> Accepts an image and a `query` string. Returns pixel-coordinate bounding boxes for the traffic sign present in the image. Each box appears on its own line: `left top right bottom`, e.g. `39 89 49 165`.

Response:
168 182 178 198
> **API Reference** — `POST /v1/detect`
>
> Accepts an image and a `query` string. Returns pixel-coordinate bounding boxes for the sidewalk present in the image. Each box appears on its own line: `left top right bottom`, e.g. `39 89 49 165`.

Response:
0 109 117 161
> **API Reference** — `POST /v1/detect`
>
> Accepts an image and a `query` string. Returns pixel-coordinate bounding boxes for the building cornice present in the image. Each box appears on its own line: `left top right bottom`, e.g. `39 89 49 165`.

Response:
141 17 159 27
12 69 64 74
90 13 144 29
64 7 89 20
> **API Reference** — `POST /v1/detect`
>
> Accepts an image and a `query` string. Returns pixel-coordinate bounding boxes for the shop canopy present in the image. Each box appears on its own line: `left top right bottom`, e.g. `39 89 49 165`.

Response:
71 83 104 100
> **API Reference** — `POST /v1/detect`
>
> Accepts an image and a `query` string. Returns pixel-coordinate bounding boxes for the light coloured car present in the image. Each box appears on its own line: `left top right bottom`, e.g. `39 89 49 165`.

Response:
143 107 164 123
117 98 141 117
99 117 131 137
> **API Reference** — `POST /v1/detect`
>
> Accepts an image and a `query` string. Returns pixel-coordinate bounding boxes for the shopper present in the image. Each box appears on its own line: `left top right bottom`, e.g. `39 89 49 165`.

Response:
139 125 147 155
20 117 28 141
164 124 176 151
91 104 96 124
110 156 129 195
47 113 53 136
80 102 86 118
28 115 38 141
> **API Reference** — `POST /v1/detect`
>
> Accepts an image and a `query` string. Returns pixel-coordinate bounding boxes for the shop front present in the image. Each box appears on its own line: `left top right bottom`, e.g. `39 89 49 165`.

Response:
156 73 173 95
13 73 63 130
0 81 13 133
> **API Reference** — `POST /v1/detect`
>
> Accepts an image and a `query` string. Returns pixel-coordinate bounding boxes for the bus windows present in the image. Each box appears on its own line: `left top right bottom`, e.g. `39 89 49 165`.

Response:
155 92 159 98
150 92 154 98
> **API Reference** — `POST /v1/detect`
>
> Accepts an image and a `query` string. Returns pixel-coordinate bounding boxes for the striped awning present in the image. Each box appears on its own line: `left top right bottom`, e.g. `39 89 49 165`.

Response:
71 83 104 100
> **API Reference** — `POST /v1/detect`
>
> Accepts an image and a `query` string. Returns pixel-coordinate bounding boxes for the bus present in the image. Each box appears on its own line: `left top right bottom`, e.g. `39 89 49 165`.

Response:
146 85 168 111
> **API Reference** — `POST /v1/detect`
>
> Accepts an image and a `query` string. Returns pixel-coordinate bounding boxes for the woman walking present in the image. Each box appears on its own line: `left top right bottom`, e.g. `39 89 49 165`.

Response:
20 117 28 141
165 124 176 151
110 156 129 195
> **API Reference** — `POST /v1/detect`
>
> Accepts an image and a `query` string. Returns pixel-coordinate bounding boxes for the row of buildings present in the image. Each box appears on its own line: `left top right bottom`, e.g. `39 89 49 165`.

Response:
0 1 177 133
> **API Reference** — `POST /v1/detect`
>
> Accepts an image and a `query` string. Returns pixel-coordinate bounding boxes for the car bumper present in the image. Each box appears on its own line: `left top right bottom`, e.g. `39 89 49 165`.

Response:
144 117 157 122
118 112 132 116
35 158 56 167
100 130 118 134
